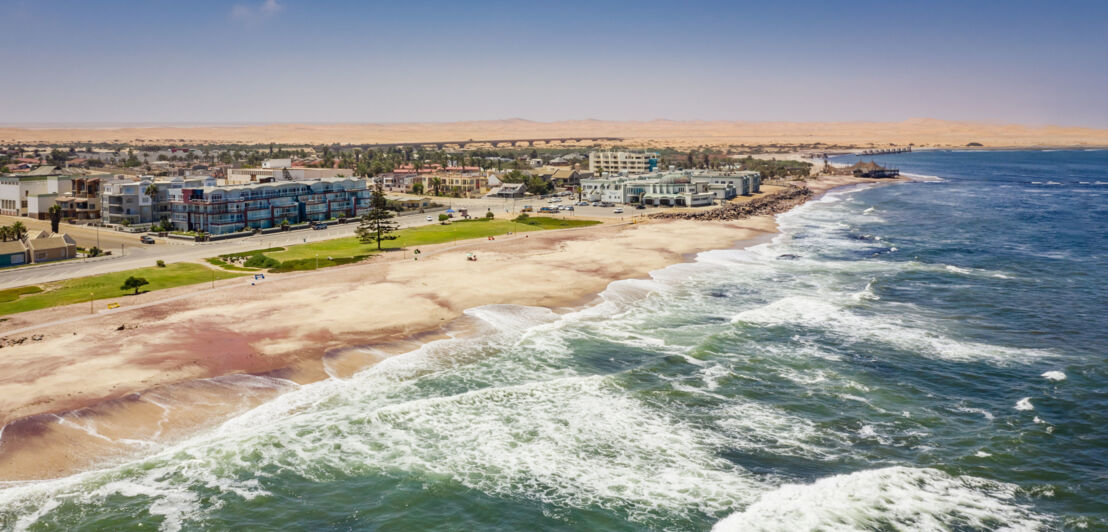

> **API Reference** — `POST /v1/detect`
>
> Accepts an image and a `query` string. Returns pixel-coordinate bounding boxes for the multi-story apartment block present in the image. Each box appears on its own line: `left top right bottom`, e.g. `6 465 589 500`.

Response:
101 176 217 226
168 177 373 234
588 151 659 175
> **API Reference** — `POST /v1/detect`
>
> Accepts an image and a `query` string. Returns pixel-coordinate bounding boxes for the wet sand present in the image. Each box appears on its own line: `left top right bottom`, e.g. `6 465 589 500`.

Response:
0 174 877 480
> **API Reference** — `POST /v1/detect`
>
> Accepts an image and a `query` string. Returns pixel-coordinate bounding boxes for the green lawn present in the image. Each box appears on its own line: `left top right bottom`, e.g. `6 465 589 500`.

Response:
0 263 245 317
262 216 600 272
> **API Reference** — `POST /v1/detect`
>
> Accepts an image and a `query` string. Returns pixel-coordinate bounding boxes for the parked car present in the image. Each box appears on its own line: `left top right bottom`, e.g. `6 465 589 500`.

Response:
591 202 600 207
576 201 588 206
613 208 624 214
600 202 614 208
566 206 575 211
140 235 156 244
312 222 328 230
636 204 646 210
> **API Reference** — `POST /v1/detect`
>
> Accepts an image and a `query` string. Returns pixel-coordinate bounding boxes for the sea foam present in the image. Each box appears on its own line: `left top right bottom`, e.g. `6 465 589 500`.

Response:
713 467 1048 531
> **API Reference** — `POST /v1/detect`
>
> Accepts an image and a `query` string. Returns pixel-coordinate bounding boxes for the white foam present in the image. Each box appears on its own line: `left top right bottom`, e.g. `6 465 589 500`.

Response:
1015 397 1035 411
713 467 1048 531
732 296 1053 365
1041 371 1066 381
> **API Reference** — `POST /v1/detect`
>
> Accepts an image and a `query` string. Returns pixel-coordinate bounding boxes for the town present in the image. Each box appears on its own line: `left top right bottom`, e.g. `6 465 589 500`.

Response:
0 143 821 268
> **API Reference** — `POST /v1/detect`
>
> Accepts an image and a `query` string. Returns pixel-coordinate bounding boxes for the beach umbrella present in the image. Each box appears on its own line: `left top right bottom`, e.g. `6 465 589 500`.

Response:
445 208 455 213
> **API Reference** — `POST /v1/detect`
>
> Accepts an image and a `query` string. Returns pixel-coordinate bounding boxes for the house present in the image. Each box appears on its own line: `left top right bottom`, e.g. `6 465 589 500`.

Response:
0 239 29 267
24 231 77 263
486 183 527 198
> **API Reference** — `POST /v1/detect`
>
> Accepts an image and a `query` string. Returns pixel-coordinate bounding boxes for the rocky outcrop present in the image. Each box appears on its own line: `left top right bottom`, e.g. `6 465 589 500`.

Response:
650 185 813 221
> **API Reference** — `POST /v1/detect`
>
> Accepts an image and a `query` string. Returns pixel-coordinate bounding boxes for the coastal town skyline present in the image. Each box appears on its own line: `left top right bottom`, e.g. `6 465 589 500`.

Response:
1 0 1106 127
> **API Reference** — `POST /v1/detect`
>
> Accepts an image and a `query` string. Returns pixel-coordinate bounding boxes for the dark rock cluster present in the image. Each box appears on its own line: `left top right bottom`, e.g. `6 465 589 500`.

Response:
650 185 813 221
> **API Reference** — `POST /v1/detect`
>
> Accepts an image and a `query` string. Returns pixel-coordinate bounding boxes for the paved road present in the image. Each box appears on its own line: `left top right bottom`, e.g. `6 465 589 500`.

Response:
0 210 443 289
0 198 650 289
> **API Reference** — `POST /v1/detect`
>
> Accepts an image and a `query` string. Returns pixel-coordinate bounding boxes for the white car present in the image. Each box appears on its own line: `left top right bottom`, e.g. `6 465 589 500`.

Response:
613 208 624 214
426 216 432 221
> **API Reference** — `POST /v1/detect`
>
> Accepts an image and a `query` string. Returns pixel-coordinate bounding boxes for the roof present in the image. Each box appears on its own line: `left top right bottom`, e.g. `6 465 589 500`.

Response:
25 165 60 176
25 233 75 251
0 240 28 255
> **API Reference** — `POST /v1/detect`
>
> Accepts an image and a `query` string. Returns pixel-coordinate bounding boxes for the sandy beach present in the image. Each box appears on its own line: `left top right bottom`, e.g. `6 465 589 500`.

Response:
0 174 875 480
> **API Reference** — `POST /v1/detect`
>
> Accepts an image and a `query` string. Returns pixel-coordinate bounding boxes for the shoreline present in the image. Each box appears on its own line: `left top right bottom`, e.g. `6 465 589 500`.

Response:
0 173 889 481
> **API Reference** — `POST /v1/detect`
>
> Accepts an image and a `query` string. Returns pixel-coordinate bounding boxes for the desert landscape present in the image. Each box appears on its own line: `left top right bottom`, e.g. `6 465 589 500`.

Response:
3 118 1106 148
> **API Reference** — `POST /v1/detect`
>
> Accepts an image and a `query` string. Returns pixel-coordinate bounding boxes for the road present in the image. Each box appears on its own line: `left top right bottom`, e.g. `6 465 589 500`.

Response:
0 198 647 290
0 210 444 289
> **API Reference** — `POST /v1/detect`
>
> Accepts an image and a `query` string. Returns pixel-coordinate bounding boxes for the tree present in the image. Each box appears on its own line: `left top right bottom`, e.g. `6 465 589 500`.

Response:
48 204 62 234
10 221 27 240
0 226 10 242
355 184 400 250
121 276 149 295
145 183 158 202
411 182 424 195
438 213 449 224
430 177 443 196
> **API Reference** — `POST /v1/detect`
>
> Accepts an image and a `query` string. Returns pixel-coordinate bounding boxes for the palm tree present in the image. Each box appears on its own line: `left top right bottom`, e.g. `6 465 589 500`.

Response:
145 183 158 202
0 226 11 242
430 177 442 197
48 204 62 233
10 221 27 240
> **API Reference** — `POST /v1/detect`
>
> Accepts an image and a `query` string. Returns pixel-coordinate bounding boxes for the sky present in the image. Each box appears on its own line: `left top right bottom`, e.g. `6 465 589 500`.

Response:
1 0 1106 127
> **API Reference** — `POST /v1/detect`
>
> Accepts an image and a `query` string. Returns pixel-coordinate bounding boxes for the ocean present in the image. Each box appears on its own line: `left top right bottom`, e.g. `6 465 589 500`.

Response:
2 150 1106 531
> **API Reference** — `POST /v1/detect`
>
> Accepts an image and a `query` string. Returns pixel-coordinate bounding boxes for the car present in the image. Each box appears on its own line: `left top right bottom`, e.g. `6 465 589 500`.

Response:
590 202 600 207
312 222 328 230
600 202 614 208
140 235 155 244
426 215 433 221
566 206 575 211
613 208 624 214
635 204 646 210
576 201 588 206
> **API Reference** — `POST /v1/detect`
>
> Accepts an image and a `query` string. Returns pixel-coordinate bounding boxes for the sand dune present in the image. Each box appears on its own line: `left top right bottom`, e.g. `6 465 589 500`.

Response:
2 118 1105 148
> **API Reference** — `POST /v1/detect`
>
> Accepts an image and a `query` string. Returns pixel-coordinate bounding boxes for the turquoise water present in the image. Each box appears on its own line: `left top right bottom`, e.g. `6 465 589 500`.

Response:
2 150 1106 530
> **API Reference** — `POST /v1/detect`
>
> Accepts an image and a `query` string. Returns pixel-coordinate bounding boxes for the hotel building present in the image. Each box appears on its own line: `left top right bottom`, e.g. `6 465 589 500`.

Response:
588 151 660 175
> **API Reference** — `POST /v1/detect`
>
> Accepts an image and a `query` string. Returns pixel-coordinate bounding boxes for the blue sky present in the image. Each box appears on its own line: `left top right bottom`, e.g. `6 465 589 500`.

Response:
1 0 1106 127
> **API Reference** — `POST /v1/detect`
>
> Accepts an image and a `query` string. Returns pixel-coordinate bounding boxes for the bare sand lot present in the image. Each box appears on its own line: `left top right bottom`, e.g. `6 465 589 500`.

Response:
2 118 1106 148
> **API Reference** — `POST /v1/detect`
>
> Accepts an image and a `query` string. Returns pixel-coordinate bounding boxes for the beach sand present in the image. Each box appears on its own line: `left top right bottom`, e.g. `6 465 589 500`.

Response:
0 174 872 480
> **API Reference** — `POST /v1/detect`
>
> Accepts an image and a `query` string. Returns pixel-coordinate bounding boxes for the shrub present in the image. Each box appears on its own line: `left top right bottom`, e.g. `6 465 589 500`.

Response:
156 260 166 267
513 213 530 223
121 276 149 295
243 254 280 269
484 211 494 219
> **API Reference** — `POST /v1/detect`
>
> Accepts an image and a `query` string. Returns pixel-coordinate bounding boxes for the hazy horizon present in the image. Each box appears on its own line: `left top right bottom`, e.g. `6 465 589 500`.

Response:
1 0 1106 127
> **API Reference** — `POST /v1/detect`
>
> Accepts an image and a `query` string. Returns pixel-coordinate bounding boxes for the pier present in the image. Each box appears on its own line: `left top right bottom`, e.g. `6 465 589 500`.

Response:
858 147 912 156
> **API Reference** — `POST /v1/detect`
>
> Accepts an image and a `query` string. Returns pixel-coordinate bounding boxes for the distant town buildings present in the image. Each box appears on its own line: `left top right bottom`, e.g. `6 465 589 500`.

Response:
589 151 659 175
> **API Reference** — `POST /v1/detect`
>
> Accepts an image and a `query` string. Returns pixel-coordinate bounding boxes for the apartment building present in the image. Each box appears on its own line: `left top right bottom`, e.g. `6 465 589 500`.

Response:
101 176 217 226
588 151 659 175
169 177 372 234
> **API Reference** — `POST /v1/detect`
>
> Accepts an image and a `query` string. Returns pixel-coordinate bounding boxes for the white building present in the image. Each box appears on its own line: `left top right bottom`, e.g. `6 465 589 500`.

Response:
588 151 659 175
261 158 292 169
0 174 74 218
224 166 354 185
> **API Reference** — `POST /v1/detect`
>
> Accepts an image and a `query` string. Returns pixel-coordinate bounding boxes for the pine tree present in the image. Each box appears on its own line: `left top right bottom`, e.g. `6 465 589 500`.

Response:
356 184 399 250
